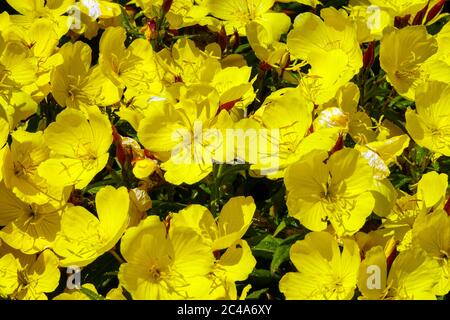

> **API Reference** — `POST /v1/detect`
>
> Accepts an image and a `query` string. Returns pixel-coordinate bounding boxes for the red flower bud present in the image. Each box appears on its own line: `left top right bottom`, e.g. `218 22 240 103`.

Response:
162 0 174 14
363 42 376 69
425 0 446 24
329 133 345 156
444 196 450 216
217 98 241 114
394 14 411 28
230 29 240 51
413 1 430 25
217 25 227 53
386 245 398 272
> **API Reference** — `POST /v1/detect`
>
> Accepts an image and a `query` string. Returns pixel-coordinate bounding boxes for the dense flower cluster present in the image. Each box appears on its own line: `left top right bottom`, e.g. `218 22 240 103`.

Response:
0 0 449 300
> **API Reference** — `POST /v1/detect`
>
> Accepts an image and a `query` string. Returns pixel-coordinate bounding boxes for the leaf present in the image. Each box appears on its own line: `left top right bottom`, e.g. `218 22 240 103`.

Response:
247 269 276 287
270 244 290 274
245 288 269 300
252 235 283 259
80 287 106 300
273 220 286 237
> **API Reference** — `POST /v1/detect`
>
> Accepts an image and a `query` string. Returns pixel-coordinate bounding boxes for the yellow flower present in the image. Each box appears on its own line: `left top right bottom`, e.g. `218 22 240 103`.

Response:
236 87 340 179
205 0 290 36
0 32 38 128
0 181 66 254
2 130 69 206
168 197 257 299
54 186 130 267
99 26 162 98
38 108 112 189
0 249 60 300
380 171 448 251
422 20 450 84
358 246 440 299
135 0 209 29
156 39 255 111
157 39 220 87
246 20 290 67
170 196 256 251
207 240 256 299
380 26 438 101
412 210 450 296
285 148 376 236
405 81 450 156
288 8 363 104
137 87 234 185
6 0 74 38
8 18 64 102
0 253 19 298
279 231 360 300
51 41 121 109
118 215 215 299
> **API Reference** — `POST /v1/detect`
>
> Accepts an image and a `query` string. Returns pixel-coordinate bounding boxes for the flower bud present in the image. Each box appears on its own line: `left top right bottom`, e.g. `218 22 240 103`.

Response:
363 42 375 69
230 29 240 51
425 0 446 24
162 0 174 14
412 1 429 25
445 196 450 216
394 15 411 28
218 25 227 53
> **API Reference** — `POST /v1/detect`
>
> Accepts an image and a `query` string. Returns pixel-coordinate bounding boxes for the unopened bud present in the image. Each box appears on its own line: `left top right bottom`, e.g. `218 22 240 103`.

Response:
329 133 345 155
412 1 429 25
230 29 240 51
162 0 174 14
218 98 241 114
386 240 398 272
363 42 375 69
444 196 450 216
425 0 446 24
218 25 227 53
394 14 411 28
125 5 137 18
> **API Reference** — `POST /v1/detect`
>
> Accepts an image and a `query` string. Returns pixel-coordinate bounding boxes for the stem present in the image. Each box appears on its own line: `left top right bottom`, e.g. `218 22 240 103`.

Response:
109 249 125 264
210 163 224 215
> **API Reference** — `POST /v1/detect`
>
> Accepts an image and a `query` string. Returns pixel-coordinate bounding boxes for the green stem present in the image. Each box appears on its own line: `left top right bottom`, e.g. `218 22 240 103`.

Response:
210 163 224 215
109 249 125 264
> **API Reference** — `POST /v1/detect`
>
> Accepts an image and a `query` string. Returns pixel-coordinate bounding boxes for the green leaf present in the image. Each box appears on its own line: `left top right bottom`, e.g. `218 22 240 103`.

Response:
273 220 286 237
279 233 304 246
80 287 106 300
252 235 283 259
245 288 269 300
414 145 428 164
270 244 291 274
248 269 276 287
